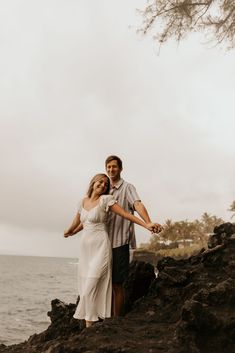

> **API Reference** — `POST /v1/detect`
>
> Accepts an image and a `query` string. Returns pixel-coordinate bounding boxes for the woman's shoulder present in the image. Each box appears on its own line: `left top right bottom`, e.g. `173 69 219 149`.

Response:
100 194 112 200
99 194 110 204
78 196 86 212
100 194 115 202
81 196 88 203
100 194 116 211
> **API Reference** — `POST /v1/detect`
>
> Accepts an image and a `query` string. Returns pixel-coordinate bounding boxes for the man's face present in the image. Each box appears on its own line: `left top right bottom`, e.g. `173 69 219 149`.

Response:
106 160 122 181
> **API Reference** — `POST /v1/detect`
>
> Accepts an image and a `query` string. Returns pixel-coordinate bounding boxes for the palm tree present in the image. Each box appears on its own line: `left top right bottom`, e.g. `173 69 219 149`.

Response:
228 201 235 218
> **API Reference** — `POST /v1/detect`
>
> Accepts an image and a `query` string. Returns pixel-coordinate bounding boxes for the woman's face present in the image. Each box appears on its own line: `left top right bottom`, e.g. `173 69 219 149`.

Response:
93 176 109 195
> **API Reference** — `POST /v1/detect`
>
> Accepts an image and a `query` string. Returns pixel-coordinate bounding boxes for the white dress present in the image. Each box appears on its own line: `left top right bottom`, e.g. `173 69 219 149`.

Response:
73 194 116 322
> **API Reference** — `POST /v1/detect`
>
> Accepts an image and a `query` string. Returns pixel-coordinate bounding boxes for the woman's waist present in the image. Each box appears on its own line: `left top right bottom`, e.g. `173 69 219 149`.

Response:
83 222 107 231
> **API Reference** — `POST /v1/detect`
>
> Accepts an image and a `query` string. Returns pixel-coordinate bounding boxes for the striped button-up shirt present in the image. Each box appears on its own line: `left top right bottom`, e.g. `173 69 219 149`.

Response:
107 178 141 249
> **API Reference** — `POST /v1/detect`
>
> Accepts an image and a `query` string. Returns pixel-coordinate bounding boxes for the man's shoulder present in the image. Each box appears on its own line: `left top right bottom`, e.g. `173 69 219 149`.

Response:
118 180 138 196
112 179 138 195
122 179 136 189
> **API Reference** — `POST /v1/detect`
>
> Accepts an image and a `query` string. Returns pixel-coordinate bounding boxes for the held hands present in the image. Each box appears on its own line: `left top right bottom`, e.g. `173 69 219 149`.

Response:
146 222 163 234
153 223 163 233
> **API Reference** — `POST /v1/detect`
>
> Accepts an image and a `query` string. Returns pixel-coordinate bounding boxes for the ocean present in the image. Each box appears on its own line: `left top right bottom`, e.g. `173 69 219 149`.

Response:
0 255 79 346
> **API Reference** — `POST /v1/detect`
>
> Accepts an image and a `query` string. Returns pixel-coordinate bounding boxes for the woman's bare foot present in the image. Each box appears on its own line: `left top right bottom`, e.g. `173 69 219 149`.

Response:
85 320 94 328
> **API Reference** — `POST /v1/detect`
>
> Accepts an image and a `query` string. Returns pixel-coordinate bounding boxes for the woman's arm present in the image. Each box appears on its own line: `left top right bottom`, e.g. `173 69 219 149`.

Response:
64 212 82 237
71 223 83 234
109 203 155 232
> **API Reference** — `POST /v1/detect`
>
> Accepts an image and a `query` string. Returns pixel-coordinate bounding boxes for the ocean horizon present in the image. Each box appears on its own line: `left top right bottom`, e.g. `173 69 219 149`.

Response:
0 254 79 346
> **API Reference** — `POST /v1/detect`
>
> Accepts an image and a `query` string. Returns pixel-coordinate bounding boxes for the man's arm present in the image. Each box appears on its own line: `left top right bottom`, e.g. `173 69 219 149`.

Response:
134 200 162 233
133 201 151 223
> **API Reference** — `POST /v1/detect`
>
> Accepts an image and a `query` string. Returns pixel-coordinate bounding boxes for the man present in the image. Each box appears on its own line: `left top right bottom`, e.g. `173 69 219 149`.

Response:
105 155 162 316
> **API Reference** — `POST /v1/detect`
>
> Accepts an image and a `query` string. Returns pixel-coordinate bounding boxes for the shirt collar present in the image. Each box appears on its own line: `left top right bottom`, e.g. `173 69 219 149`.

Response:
111 178 124 190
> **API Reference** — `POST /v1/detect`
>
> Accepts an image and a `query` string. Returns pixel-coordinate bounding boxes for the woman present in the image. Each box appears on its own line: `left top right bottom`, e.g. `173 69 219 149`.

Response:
64 173 156 328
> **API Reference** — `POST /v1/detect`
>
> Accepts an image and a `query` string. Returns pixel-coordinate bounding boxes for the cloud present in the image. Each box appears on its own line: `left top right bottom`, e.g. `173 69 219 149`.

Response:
0 0 234 256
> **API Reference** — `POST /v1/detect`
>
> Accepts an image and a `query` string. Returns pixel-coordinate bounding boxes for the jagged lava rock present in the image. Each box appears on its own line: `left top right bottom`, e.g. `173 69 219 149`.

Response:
0 222 234 353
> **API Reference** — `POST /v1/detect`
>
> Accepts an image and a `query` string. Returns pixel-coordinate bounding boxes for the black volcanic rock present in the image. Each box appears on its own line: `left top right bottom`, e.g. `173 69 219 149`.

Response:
1 222 234 353
208 222 235 248
124 260 155 313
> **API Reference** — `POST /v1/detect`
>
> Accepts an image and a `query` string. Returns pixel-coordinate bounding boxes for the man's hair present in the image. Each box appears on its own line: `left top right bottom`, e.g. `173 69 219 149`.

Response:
105 155 123 169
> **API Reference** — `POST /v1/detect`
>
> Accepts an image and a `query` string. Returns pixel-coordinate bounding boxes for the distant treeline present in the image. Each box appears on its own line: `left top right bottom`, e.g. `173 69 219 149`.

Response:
139 201 235 258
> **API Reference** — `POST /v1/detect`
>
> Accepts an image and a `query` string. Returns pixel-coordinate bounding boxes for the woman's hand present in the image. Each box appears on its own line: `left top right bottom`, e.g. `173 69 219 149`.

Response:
64 230 72 238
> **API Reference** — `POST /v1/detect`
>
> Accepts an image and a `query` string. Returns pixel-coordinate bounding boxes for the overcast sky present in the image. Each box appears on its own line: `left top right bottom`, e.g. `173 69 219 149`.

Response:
0 0 234 257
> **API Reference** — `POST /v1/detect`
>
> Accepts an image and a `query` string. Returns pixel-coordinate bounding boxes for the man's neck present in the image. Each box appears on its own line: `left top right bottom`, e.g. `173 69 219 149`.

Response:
110 176 121 187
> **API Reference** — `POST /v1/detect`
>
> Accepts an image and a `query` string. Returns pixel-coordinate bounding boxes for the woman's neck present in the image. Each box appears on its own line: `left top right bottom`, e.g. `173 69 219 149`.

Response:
89 192 100 201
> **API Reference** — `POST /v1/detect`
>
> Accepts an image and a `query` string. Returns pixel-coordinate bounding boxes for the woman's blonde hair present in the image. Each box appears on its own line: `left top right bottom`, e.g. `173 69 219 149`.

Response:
87 173 110 198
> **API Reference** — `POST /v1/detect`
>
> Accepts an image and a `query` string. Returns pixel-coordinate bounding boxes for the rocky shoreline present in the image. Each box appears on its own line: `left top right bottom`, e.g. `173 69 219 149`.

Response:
1 223 234 353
